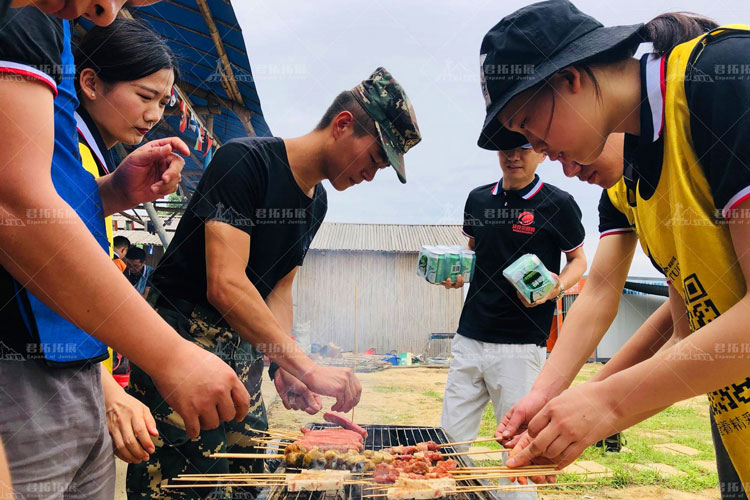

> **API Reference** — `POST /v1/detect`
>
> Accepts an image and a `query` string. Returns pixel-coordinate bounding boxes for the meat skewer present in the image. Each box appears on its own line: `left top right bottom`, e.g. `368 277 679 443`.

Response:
323 411 368 438
287 469 352 491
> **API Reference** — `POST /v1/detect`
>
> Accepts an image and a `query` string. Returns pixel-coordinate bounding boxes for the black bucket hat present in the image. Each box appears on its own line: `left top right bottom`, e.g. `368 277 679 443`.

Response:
478 0 645 150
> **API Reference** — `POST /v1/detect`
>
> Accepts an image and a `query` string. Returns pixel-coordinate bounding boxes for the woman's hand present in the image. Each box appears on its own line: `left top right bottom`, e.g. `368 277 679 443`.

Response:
102 374 159 463
506 381 620 470
98 137 190 215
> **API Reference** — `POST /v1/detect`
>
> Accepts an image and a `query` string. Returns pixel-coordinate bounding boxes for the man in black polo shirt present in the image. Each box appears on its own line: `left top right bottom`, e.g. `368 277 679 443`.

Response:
440 144 586 496
127 67 421 498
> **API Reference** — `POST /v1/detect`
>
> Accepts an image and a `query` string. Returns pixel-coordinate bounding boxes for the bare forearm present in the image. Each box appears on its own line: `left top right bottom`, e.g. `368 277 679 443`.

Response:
101 363 123 405
605 295 750 418
0 439 10 497
97 174 137 216
533 235 635 398
0 194 185 375
557 255 586 291
591 300 673 382
211 279 315 379
266 287 293 336
533 289 620 398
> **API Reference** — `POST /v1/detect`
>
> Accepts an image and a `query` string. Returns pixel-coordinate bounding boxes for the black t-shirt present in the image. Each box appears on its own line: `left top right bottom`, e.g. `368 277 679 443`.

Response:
0 7 63 91
598 190 634 236
458 175 585 345
152 137 327 308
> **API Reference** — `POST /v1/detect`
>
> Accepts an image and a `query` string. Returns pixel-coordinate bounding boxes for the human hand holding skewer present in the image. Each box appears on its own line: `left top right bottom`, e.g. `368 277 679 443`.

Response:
505 382 620 475
503 432 557 485
274 367 322 415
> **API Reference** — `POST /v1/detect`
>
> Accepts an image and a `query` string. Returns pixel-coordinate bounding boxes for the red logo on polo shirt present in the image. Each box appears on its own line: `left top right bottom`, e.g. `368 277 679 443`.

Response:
513 211 536 234
518 211 534 226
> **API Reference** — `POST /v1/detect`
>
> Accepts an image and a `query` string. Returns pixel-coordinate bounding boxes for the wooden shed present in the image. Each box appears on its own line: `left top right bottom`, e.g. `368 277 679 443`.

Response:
291 223 467 354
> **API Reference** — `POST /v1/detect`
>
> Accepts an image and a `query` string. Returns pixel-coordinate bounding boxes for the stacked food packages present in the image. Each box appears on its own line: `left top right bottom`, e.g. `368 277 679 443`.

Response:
417 245 475 284
502 253 557 304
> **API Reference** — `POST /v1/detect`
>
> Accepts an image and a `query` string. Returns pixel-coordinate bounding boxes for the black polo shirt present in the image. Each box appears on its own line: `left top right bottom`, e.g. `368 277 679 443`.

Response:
152 137 327 309
1 0 11 19
458 174 585 345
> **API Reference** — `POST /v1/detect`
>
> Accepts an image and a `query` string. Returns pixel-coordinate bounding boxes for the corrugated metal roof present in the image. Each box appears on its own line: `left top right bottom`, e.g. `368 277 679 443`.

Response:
115 223 466 252
309 223 466 252
113 230 173 246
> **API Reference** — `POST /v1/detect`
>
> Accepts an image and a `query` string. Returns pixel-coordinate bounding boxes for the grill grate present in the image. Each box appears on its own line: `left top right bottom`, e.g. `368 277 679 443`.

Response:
257 424 496 500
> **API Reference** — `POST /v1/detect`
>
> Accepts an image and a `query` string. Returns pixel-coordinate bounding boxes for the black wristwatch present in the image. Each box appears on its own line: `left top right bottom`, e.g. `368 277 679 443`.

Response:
268 362 280 381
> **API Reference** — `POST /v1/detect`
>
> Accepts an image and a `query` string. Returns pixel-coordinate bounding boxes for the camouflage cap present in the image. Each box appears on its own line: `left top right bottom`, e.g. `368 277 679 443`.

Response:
351 67 421 183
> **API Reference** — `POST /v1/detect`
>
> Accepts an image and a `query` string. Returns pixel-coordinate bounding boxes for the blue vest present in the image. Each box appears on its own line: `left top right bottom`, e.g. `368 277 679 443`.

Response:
25 21 109 365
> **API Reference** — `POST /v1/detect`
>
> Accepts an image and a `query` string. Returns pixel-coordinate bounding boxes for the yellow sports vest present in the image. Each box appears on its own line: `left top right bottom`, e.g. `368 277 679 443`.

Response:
608 25 750 488
78 141 114 374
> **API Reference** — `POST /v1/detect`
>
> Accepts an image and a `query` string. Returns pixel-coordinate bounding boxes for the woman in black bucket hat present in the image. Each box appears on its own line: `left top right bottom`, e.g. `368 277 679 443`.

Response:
481 2 750 498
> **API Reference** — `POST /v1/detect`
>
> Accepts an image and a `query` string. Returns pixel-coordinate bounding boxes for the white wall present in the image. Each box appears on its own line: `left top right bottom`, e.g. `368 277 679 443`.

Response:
595 293 667 360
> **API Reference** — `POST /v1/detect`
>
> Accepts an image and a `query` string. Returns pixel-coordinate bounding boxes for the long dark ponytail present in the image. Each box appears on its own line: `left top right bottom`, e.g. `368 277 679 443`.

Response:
74 18 179 94
643 12 719 57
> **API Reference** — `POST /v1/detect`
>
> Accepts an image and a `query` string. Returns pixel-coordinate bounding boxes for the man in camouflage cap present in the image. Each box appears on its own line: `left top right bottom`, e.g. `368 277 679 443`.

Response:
351 66 421 183
127 67 420 499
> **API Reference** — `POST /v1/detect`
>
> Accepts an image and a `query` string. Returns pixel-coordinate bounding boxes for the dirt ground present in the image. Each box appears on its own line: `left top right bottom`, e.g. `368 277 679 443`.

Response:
264 365 448 430
114 365 721 499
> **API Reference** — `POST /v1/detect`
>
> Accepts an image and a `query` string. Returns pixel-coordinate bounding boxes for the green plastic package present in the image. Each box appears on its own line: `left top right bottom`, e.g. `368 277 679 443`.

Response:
417 245 475 284
502 253 557 304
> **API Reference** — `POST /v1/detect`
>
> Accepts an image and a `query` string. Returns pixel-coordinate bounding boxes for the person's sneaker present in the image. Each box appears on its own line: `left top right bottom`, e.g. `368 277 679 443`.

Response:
593 433 624 452
605 433 623 452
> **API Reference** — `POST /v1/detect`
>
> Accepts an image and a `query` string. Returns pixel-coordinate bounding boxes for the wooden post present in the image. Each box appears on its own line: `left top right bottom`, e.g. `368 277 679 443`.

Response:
352 284 358 423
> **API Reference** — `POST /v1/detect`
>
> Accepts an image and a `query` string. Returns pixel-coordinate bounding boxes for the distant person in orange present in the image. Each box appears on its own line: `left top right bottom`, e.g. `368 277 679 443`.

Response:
113 235 130 272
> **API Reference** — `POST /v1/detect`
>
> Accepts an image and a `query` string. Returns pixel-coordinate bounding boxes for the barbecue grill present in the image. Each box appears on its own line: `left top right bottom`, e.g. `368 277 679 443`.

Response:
256 424 496 500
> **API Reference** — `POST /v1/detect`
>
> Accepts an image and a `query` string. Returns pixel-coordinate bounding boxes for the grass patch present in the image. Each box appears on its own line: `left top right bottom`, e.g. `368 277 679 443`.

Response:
422 390 443 401
373 385 409 393
471 363 717 492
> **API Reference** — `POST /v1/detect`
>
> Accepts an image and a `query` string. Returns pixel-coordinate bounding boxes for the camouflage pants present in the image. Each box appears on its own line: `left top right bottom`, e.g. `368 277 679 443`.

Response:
126 300 268 500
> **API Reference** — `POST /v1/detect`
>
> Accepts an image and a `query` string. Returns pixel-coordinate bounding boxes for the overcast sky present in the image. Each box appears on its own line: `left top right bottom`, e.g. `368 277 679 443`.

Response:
234 0 748 277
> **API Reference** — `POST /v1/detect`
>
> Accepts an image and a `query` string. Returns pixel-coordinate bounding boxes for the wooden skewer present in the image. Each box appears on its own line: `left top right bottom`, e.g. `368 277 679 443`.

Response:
365 473 562 489
164 483 285 488
442 448 510 456
362 481 595 497
458 481 595 492
166 481 373 489
456 464 556 470
209 453 284 459
438 437 504 448
175 476 279 479
351 284 357 424
257 428 299 438
266 429 302 437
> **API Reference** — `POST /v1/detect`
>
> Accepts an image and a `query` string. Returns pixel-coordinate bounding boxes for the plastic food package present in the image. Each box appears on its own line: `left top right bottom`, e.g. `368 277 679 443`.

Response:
502 253 557 304
417 245 475 284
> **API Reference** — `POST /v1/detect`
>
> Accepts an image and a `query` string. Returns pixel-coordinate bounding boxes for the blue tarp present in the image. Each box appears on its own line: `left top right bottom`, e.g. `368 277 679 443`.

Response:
82 1 271 191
